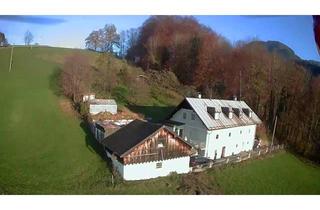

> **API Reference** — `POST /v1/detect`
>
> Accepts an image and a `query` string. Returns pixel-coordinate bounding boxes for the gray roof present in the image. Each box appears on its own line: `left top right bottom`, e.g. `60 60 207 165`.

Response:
89 99 117 105
185 97 262 130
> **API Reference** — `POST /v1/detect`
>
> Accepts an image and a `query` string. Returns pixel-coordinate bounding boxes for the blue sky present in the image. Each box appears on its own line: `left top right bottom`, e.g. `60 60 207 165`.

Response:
0 15 318 61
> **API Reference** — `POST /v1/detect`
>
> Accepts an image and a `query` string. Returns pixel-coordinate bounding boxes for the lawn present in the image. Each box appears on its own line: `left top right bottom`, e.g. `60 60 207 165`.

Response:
0 47 110 194
207 151 320 194
0 47 320 195
109 151 320 195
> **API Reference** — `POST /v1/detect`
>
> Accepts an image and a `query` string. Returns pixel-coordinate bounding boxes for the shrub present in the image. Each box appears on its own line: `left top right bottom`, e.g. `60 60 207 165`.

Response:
112 85 129 105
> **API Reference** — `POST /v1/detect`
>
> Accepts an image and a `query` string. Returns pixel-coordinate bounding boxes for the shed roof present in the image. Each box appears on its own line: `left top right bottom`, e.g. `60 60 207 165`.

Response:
89 99 117 105
175 97 262 130
101 119 163 157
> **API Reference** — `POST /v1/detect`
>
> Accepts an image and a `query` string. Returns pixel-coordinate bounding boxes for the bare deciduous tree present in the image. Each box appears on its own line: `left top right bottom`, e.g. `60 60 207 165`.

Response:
119 30 127 58
0 32 8 47
95 53 117 95
102 24 120 53
24 30 34 46
61 53 92 103
85 24 120 54
85 30 101 51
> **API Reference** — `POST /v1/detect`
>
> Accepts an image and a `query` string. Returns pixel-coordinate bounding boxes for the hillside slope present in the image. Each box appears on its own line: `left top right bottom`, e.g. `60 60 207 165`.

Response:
250 40 320 76
0 46 184 194
0 47 110 194
1 47 320 194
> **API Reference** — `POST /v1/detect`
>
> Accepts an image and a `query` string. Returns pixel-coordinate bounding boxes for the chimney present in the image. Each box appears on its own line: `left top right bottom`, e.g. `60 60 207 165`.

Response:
233 95 237 101
198 93 202 99
228 108 233 119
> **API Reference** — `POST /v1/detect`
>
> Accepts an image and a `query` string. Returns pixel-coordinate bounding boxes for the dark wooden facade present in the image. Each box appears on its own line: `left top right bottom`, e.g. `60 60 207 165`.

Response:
121 128 192 165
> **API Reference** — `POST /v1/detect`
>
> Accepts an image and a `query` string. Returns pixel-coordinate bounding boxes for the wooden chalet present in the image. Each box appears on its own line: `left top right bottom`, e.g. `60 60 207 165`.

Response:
101 119 193 180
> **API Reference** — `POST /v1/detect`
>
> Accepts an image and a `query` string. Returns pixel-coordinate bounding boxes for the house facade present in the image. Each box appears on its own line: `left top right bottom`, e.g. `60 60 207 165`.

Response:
101 119 193 180
166 97 262 159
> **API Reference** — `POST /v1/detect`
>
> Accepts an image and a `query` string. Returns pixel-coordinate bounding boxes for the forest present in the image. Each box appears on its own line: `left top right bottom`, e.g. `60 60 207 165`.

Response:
82 16 320 161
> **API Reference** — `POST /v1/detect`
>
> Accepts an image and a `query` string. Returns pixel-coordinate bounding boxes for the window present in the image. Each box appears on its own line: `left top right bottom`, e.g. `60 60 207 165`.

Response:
174 127 178 134
179 129 183 138
229 132 231 137
183 112 187 120
191 113 196 120
216 134 219 139
249 129 251 133
247 141 249 144
156 162 162 169
199 149 205 157
240 130 242 134
236 144 238 148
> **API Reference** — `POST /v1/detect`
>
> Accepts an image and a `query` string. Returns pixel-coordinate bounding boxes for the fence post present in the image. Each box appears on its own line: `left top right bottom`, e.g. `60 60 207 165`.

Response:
111 174 114 187
258 150 261 156
226 158 229 164
266 147 269 153
248 152 251 158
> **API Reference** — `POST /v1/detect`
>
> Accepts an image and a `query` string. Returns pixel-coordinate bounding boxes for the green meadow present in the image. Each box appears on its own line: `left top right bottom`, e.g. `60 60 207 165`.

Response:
0 47 319 195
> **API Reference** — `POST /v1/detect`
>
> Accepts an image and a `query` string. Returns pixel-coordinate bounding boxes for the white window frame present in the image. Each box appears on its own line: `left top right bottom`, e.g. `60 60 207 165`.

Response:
191 112 196 120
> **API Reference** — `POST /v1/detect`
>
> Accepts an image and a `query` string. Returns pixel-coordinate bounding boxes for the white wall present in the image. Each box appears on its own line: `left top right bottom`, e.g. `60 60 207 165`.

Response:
170 108 207 149
107 151 190 181
170 108 257 159
89 104 117 115
205 124 256 159
121 157 191 181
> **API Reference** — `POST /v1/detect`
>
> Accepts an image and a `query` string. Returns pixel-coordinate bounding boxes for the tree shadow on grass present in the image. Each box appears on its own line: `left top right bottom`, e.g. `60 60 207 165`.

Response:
49 67 63 97
79 121 114 173
80 121 106 160
127 105 175 123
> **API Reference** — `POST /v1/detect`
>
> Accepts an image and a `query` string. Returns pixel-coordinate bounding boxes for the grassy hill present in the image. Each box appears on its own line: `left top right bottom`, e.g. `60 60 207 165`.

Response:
0 47 111 194
0 46 183 194
0 46 320 194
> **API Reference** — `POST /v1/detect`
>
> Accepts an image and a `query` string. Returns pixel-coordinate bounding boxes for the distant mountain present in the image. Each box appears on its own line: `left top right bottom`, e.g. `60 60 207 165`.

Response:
296 59 320 76
249 40 320 76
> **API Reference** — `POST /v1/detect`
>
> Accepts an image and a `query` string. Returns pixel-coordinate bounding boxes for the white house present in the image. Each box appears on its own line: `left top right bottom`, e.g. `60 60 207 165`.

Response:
166 97 262 159
89 99 117 115
101 119 193 180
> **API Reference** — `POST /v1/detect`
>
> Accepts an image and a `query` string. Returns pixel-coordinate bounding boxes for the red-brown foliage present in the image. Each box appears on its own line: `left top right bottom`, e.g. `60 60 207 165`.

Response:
126 16 320 160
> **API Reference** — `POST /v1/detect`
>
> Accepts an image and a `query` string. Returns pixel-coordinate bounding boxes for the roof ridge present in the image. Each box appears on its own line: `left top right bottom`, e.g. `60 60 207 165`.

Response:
185 97 262 130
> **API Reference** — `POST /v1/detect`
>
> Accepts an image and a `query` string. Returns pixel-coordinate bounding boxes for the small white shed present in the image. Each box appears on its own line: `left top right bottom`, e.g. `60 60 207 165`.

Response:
83 94 95 102
89 99 117 115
